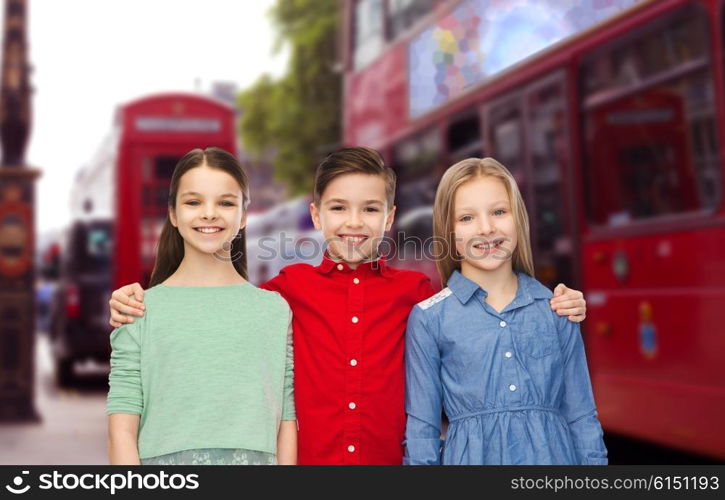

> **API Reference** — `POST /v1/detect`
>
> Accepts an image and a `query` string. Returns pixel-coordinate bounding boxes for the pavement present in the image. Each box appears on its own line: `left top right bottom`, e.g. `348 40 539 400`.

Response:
0 332 109 465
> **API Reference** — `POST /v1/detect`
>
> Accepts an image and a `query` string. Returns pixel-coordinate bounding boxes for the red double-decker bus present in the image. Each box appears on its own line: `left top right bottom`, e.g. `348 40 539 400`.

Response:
342 0 725 459
50 93 236 383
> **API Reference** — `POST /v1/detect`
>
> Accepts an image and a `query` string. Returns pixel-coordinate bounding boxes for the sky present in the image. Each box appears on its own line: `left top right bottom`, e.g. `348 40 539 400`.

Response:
19 0 288 235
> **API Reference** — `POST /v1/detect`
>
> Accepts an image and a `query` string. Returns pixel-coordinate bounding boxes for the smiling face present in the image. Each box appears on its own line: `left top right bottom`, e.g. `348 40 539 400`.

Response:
453 175 517 274
310 172 396 267
169 165 246 257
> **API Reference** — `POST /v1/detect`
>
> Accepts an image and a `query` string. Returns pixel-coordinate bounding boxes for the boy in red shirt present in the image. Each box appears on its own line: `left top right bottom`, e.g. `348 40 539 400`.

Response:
108 147 587 464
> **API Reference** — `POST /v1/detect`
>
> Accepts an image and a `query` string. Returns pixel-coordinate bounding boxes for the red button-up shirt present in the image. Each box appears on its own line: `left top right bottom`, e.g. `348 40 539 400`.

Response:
261 253 434 464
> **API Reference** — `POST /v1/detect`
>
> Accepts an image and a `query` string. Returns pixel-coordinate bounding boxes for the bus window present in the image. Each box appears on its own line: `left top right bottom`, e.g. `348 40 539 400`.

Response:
487 98 525 190
354 0 385 69
447 110 482 163
527 78 572 287
387 0 437 40
392 127 441 216
581 7 721 227
584 12 709 101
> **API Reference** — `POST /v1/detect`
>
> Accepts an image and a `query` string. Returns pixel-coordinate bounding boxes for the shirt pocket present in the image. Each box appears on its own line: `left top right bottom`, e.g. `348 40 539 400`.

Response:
514 320 559 359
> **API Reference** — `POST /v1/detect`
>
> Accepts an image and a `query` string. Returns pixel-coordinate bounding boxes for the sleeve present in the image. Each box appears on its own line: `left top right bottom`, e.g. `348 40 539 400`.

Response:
416 274 436 303
403 305 443 465
260 267 289 299
557 316 608 465
106 322 143 415
281 309 296 421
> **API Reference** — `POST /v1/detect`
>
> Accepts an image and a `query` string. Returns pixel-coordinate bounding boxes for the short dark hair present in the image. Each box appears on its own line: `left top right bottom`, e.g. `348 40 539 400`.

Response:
313 147 396 207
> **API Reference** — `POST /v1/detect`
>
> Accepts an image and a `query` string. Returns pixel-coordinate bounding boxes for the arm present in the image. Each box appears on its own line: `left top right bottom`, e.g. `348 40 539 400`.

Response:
276 421 298 465
557 317 608 465
109 283 146 328
108 414 141 465
277 310 297 465
551 284 587 323
403 306 443 465
107 323 144 464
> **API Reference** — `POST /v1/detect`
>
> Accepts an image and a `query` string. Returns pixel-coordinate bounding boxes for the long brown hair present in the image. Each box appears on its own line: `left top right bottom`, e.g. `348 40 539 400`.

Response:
148 147 251 287
432 157 534 287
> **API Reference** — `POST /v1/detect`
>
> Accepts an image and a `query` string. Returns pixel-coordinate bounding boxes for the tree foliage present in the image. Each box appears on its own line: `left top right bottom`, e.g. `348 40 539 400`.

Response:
238 0 341 195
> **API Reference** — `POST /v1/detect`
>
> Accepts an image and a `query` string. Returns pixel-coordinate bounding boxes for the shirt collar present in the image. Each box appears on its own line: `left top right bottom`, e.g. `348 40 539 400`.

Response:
447 269 552 307
446 270 481 304
316 251 393 277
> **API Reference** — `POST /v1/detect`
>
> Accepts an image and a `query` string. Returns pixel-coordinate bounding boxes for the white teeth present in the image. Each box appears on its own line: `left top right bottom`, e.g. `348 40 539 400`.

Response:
474 240 502 249
342 236 365 243
196 227 222 233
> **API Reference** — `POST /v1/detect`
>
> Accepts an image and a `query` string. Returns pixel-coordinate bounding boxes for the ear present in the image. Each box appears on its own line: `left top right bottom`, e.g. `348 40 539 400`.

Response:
239 211 248 231
310 202 322 231
169 206 178 228
384 205 396 232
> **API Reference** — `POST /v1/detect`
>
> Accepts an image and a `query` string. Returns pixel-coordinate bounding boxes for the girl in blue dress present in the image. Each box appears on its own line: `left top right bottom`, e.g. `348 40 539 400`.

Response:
403 157 607 465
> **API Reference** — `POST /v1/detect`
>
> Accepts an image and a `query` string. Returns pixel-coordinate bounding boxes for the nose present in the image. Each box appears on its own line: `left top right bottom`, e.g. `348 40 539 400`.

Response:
347 210 363 228
201 201 218 221
477 214 494 235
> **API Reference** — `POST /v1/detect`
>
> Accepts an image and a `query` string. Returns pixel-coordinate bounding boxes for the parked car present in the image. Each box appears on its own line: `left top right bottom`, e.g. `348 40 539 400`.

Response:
49 219 113 385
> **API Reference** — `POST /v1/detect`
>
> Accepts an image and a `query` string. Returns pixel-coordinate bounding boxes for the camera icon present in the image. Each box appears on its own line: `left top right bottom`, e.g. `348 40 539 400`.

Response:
5 471 31 495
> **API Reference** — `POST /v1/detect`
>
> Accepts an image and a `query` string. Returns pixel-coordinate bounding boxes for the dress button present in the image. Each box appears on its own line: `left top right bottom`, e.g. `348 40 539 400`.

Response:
505 351 512 358
353 278 360 284
509 384 517 391
351 316 359 324
500 321 507 327
337 264 344 271
348 402 356 410
347 445 355 453
350 359 358 366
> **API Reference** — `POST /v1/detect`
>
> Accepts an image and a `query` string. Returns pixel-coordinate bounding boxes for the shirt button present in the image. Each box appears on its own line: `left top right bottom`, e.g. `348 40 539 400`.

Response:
500 321 507 327
348 402 356 410
509 384 517 391
505 351 512 358
351 316 359 324
347 445 355 453
353 278 360 284
337 264 344 271
350 359 358 366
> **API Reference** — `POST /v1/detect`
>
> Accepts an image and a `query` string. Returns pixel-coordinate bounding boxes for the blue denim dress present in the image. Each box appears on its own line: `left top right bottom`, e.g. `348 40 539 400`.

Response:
404 270 607 465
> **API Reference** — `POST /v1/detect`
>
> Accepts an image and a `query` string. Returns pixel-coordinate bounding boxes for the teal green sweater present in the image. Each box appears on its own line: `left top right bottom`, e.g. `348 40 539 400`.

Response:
106 282 295 459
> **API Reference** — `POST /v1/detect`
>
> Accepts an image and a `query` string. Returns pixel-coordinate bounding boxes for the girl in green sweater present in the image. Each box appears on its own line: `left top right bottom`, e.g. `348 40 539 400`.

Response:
106 147 297 465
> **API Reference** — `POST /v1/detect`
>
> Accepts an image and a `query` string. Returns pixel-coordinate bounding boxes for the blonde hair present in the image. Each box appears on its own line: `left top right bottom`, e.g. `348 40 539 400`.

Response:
432 157 534 287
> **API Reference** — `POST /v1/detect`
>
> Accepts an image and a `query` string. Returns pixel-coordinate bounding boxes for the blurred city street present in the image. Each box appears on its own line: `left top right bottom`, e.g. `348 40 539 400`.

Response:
0 331 108 465
0 0 721 467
